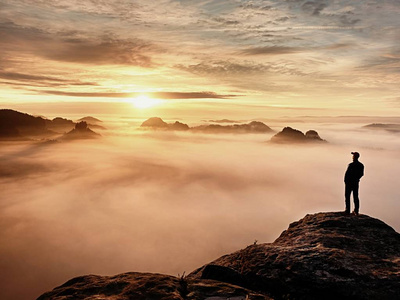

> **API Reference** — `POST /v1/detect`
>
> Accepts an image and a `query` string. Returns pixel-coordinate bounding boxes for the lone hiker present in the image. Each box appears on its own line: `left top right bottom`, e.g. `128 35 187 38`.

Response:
344 152 364 215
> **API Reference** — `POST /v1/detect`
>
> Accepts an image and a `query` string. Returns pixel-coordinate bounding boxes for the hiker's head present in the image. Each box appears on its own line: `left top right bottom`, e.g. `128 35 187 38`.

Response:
351 152 360 161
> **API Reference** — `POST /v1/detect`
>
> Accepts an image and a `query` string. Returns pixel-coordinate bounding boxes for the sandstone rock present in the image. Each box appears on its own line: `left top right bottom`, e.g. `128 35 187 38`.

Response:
37 272 270 300
37 212 400 300
189 212 400 300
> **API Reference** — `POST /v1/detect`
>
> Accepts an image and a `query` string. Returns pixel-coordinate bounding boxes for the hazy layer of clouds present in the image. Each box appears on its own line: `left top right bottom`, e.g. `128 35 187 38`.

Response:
176 60 272 76
0 71 98 87
1 119 400 299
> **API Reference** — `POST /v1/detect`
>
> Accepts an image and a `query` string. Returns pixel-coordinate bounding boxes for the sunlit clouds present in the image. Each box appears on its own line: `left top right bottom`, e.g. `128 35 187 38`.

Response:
0 0 399 114
128 95 163 109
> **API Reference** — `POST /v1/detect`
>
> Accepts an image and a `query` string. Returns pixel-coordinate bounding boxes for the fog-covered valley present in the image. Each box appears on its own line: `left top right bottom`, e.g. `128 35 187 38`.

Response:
1 115 399 299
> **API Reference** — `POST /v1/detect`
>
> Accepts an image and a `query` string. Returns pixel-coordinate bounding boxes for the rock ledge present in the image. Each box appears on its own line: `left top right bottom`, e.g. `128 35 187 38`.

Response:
38 212 400 300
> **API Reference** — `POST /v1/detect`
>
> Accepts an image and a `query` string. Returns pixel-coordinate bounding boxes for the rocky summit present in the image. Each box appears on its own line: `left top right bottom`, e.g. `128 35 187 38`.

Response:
270 127 326 143
37 212 400 300
61 121 100 140
37 272 268 300
190 212 400 300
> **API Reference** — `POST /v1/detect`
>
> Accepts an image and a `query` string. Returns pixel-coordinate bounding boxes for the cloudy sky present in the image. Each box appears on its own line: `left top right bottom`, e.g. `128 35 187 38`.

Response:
0 0 399 115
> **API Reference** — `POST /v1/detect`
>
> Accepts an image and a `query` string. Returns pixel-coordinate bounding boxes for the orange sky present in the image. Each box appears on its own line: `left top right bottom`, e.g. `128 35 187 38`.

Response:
0 0 399 117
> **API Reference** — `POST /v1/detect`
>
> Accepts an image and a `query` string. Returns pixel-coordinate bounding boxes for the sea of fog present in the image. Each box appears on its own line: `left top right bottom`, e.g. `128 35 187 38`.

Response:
1 117 400 300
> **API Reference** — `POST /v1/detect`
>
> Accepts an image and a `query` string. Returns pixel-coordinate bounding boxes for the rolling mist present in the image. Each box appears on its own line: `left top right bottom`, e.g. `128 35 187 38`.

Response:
1 119 399 300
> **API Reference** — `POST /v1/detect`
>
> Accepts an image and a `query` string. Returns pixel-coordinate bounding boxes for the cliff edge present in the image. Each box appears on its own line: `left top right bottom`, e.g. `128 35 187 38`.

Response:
37 212 400 300
190 212 400 300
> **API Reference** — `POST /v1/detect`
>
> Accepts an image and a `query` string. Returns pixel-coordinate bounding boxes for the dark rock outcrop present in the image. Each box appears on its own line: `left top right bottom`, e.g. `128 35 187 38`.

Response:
61 121 100 140
189 212 400 300
271 127 326 143
37 272 269 300
38 212 400 300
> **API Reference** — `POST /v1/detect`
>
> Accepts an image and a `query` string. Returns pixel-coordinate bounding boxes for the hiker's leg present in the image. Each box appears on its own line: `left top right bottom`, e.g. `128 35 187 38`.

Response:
345 184 351 213
353 182 360 213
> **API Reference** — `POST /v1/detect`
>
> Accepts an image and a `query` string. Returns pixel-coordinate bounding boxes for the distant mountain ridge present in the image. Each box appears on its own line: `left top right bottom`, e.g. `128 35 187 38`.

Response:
0 109 103 140
363 123 400 133
0 109 50 139
140 117 274 134
38 212 400 300
206 119 241 123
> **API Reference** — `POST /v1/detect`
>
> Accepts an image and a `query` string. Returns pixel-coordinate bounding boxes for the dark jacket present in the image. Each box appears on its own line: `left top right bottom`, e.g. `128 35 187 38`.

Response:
344 160 364 184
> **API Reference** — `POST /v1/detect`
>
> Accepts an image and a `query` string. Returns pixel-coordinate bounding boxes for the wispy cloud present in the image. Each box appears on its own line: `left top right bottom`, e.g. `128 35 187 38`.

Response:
301 1 327 16
240 46 304 56
41 90 236 99
239 43 356 56
0 71 97 86
176 60 271 76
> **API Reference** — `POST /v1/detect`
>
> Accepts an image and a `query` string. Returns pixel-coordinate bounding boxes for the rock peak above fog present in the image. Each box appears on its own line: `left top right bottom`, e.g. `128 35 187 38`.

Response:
38 212 400 300
61 121 101 140
271 126 326 143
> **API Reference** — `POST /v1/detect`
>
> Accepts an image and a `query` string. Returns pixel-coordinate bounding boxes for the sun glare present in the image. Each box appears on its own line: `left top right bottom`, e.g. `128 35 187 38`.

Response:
129 95 162 109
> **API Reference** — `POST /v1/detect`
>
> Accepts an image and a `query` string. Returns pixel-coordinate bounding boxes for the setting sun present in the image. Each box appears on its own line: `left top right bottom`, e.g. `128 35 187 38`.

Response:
129 95 162 109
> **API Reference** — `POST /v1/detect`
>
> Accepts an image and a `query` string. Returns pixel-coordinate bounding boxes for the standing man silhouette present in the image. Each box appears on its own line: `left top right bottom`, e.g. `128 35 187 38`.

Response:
344 152 364 215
